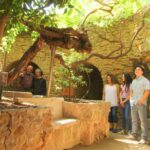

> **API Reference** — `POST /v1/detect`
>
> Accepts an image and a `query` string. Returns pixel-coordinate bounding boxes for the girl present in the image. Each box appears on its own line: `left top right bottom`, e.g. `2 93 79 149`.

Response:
120 73 132 135
103 74 120 133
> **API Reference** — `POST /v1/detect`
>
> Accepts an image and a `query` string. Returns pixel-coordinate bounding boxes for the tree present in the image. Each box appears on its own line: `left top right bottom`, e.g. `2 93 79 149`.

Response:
0 0 149 86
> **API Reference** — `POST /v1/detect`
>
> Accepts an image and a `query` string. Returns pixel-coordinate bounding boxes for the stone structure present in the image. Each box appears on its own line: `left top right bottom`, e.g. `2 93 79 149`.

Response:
15 97 110 150
0 106 52 150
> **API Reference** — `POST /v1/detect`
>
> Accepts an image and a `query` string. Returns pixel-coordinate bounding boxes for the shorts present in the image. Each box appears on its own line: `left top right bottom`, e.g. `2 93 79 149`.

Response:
109 106 118 123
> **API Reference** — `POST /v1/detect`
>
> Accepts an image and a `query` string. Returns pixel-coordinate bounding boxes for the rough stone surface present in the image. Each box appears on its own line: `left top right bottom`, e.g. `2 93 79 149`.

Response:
0 97 110 150
0 107 52 150
63 101 110 145
18 97 64 120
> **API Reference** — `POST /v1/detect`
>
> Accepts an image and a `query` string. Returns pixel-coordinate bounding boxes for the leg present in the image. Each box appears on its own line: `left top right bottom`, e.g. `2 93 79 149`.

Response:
109 107 113 130
125 102 132 132
131 105 139 136
112 107 118 132
122 107 126 130
138 105 148 140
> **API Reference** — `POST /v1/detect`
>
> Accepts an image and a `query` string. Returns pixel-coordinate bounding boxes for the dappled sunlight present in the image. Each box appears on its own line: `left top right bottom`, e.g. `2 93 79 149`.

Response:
115 138 139 145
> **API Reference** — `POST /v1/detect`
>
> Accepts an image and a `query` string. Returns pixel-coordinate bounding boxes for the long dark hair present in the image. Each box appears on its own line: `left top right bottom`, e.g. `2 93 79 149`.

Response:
122 73 132 89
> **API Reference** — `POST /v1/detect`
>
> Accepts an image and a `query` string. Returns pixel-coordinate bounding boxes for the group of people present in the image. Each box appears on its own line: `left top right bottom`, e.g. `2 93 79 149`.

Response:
103 65 150 144
19 65 47 96
18 64 150 144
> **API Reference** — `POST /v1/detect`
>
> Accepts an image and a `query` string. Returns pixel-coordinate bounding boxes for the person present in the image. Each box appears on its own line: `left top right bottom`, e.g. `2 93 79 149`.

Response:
103 74 120 133
130 66 150 144
32 69 47 96
120 73 132 135
19 65 34 92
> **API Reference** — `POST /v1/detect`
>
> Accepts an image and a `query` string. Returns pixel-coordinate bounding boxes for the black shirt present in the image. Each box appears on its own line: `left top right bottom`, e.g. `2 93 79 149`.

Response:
32 77 47 96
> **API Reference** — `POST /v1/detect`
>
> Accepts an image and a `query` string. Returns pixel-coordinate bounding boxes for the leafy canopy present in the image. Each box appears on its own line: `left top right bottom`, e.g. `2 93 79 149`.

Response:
0 0 149 52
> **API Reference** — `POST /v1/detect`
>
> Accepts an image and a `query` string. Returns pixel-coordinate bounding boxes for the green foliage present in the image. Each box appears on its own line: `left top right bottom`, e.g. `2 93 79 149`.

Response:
0 23 28 52
53 50 92 93
0 0 149 52
85 0 150 28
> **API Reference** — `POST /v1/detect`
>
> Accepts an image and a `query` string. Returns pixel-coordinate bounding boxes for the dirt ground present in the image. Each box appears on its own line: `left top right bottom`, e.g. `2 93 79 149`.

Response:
70 133 150 150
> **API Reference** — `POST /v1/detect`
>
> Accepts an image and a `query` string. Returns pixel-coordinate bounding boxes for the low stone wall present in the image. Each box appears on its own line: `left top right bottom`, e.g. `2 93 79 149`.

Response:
0 107 52 150
18 97 64 120
1 98 110 150
63 101 110 145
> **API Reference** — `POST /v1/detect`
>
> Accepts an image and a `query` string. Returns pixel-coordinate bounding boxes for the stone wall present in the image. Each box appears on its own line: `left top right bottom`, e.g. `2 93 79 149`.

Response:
18 98 110 149
0 8 150 83
86 8 150 80
0 107 52 150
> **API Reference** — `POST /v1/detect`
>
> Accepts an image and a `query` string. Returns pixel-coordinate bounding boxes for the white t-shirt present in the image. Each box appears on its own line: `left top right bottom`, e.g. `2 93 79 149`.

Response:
105 84 118 107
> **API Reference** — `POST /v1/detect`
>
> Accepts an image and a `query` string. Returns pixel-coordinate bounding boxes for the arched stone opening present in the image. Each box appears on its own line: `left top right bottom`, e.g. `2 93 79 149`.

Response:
75 63 103 100
4 61 43 91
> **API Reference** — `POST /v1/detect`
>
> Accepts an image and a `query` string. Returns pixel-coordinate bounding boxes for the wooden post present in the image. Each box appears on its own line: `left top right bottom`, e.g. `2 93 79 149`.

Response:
47 46 56 97
0 52 7 100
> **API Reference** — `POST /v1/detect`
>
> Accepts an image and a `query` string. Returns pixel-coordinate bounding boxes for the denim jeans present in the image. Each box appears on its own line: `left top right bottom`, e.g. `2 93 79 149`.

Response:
122 101 131 131
109 106 118 123
131 104 148 140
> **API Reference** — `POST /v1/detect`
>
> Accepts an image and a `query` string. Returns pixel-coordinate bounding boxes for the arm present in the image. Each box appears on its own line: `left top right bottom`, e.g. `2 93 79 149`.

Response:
116 84 120 103
42 79 47 96
138 90 150 106
102 85 105 100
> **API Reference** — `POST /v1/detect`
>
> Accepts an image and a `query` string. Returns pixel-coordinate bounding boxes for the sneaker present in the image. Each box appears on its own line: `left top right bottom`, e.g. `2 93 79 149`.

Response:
128 134 138 140
138 139 149 144
119 130 127 135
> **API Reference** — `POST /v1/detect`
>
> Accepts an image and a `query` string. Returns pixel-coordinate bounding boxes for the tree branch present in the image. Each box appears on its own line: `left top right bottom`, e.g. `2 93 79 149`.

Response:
0 14 9 43
71 20 145 68
7 37 44 84
22 20 92 52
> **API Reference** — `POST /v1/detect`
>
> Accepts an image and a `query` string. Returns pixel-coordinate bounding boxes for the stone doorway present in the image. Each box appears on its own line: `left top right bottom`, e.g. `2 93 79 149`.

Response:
75 64 103 100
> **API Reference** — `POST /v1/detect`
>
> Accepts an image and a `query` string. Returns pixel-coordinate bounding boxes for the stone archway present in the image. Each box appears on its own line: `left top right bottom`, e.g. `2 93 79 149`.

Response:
75 63 103 100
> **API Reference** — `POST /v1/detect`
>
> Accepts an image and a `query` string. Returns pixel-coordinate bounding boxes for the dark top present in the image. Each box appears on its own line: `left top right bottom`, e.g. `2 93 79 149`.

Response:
32 77 47 96
20 73 34 91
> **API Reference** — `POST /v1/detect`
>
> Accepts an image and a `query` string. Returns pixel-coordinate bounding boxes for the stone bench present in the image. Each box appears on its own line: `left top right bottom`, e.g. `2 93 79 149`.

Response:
17 97 110 150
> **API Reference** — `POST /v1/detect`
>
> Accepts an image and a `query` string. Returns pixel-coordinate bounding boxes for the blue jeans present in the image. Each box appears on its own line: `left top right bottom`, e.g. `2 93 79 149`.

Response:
109 106 118 123
131 104 148 140
122 101 131 131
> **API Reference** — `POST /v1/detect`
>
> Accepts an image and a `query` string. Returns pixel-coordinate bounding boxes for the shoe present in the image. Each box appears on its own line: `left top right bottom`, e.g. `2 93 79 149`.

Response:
128 134 138 140
120 129 127 135
109 128 113 132
138 139 149 144
112 129 118 133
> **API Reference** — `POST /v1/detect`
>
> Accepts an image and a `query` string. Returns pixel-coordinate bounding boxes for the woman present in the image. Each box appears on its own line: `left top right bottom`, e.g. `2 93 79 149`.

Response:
32 69 47 96
120 73 132 135
103 74 120 133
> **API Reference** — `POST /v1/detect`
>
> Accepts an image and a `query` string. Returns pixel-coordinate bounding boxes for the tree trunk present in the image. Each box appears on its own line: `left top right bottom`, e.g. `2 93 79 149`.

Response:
0 52 7 100
0 14 9 43
47 46 56 97
7 37 44 84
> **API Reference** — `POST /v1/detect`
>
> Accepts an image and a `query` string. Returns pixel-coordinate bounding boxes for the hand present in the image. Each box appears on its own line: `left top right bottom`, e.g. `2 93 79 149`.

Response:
19 73 24 77
120 101 125 108
137 100 144 106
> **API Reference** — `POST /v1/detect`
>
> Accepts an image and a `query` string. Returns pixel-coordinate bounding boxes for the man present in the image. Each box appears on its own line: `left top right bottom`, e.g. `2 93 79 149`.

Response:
19 65 34 92
130 65 150 144
32 69 47 96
